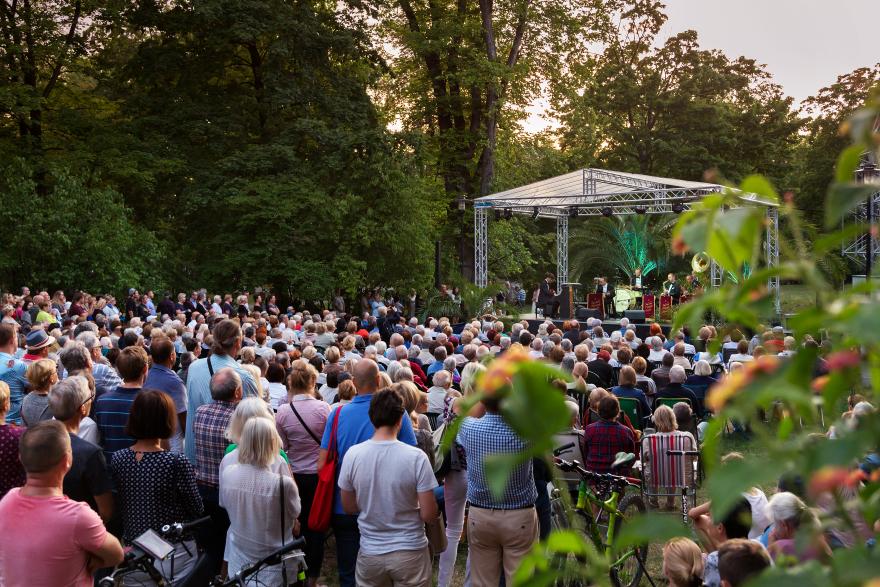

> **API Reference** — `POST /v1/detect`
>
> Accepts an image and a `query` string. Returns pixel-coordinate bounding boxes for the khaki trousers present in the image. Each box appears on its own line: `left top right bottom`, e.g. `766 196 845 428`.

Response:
467 506 539 586
355 545 431 587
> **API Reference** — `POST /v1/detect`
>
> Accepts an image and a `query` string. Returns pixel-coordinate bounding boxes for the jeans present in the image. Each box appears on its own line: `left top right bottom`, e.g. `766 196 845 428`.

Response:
197 483 230 576
438 470 467 587
332 513 361 587
293 472 325 579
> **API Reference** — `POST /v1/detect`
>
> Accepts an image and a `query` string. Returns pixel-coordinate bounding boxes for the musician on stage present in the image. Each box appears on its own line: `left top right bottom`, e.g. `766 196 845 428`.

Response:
538 272 558 318
595 276 615 318
664 273 682 304
685 273 703 295
631 268 644 309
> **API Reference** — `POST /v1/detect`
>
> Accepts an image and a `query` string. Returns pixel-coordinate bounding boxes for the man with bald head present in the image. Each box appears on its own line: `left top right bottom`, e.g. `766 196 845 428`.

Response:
317 358 418 587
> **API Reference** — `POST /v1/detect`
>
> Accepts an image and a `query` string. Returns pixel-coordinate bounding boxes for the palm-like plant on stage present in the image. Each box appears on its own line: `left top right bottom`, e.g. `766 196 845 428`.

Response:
569 215 675 282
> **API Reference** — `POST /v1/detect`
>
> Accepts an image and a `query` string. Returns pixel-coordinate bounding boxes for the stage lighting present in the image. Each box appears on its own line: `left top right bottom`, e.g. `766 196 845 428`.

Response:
671 202 685 214
504 208 513 220
601 207 613 217
634 206 647 215
531 207 539 219
493 209 502 220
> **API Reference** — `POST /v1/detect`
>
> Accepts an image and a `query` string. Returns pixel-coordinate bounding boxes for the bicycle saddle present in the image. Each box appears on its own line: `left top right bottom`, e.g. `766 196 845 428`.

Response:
611 452 636 470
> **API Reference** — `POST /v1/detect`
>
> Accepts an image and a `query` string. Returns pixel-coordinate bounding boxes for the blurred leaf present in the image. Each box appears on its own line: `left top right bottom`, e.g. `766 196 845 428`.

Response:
708 458 783 521
835 144 867 183
502 362 572 448
741 175 779 203
825 182 878 228
745 562 828 587
484 452 530 499
814 222 869 254
613 513 687 550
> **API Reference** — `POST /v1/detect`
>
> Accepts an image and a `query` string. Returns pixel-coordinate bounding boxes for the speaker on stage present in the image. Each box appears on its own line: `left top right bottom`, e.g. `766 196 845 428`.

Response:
624 310 646 324
576 307 601 320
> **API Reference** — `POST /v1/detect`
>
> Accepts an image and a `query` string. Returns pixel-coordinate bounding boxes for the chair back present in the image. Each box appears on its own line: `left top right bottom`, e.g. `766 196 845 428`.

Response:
656 397 692 411
722 347 736 365
641 432 698 489
586 371 606 389
635 380 652 396
425 412 441 430
617 397 644 430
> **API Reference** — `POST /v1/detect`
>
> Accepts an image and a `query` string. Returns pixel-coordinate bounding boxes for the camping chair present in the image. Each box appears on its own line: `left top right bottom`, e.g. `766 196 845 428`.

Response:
617 397 646 431
586 371 606 389
640 432 699 518
722 347 736 365
685 383 710 416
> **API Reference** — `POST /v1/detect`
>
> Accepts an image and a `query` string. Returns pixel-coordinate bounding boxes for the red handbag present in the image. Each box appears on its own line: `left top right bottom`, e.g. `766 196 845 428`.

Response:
308 405 342 532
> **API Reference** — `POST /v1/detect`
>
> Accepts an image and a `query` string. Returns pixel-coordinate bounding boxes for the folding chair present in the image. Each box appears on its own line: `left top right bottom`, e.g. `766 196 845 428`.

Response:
617 397 646 431
425 412 441 430
635 380 653 397
640 432 699 519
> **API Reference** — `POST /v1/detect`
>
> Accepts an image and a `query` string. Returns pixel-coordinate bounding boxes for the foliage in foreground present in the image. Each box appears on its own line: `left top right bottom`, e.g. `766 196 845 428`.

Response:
469 98 880 585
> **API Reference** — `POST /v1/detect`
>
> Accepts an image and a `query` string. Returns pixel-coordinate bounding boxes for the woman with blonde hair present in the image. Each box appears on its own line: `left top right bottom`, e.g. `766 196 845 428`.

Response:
0 381 25 498
221 397 290 476
331 379 356 408
393 381 434 467
662 537 703 587
220 418 301 585
643 404 696 509
21 358 58 426
239 363 266 402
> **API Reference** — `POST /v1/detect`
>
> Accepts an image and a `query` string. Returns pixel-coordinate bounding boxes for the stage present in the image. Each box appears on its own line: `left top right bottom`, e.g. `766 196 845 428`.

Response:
525 317 671 340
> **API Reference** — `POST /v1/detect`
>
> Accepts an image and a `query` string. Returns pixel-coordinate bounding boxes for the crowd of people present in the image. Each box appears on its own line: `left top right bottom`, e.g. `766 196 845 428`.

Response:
0 286 876 586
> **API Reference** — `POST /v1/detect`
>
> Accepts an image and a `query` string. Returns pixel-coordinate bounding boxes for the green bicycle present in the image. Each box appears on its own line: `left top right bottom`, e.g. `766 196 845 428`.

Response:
550 445 654 587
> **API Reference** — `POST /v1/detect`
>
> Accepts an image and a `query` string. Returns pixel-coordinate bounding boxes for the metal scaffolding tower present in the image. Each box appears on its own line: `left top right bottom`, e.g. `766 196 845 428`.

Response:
473 167 781 315
841 151 880 269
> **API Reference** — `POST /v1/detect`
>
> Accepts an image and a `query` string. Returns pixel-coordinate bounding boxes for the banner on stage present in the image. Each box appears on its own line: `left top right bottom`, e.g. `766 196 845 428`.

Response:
659 294 673 320
643 294 655 320
587 293 604 319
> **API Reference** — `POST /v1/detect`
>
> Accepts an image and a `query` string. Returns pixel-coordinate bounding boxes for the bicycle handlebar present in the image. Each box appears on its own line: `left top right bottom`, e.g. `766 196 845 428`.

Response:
212 537 307 586
553 442 575 456
553 456 640 487
160 515 212 538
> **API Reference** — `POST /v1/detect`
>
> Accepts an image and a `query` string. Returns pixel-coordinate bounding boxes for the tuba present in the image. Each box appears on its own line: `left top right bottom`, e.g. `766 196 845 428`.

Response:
691 252 710 273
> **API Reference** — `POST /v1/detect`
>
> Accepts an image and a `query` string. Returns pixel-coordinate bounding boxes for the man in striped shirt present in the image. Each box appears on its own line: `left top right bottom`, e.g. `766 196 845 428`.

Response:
94 346 148 459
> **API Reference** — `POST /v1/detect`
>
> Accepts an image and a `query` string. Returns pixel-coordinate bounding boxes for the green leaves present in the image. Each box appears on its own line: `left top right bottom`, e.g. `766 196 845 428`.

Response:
825 182 879 229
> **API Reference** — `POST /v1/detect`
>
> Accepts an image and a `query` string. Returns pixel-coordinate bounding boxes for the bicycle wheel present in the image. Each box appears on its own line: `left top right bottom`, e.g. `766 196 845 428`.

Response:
609 493 649 587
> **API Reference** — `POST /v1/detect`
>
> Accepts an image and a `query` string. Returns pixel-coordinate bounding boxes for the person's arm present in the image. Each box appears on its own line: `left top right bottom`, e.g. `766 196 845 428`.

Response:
93 492 114 523
87 532 125 573
418 490 438 523
340 489 359 515
316 448 328 470
178 411 187 437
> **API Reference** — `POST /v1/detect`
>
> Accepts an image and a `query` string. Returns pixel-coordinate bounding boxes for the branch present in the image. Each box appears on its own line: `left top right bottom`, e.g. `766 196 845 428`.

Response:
479 0 496 61
397 0 421 33
505 0 530 68
43 0 81 98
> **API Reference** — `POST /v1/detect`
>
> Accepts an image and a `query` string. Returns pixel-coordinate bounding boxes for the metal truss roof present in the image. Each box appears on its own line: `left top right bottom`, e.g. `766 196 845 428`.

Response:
474 168 777 217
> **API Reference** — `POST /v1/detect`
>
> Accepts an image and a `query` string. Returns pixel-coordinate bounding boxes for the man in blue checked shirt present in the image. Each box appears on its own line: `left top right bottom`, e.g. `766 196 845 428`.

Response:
457 396 538 587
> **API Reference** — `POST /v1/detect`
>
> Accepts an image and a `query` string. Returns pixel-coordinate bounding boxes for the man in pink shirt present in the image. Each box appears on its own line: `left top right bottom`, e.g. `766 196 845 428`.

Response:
0 420 123 586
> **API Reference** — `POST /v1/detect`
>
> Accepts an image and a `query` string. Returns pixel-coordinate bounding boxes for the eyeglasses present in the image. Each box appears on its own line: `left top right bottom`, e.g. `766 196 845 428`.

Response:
79 393 96 408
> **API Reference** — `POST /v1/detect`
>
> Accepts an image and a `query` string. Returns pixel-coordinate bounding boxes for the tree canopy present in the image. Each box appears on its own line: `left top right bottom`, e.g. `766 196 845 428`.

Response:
0 0 874 299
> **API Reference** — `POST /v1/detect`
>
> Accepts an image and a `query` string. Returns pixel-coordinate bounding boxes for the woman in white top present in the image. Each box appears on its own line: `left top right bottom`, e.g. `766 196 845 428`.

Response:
219 398 291 478
265 363 289 411
220 418 301 585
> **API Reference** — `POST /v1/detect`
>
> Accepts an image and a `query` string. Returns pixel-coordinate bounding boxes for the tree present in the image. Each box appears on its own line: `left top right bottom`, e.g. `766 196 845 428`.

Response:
0 158 167 292
371 0 618 277
791 63 880 226
552 5 801 187
0 0 108 192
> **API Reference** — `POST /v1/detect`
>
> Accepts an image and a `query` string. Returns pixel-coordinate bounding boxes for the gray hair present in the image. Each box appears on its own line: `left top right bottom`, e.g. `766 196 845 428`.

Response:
433 369 452 388
48 376 91 421
443 356 457 373
434 346 448 361
75 331 100 351
393 367 414 383
694 360 712 376
73 322 99 337
59 343 91 373
500 336 511 349
669 365 687 383
210 367 242 401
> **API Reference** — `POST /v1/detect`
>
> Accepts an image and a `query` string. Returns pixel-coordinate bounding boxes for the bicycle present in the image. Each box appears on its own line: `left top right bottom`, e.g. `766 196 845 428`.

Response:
549 443 655 587
210 537 308 586
99 516 212 586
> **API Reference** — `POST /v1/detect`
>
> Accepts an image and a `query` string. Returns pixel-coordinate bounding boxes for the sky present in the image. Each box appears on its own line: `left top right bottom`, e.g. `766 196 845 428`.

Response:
524 0 878 132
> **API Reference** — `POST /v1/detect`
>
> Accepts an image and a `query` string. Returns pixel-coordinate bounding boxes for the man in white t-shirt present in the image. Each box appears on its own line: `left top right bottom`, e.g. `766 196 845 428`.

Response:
339 387 438 586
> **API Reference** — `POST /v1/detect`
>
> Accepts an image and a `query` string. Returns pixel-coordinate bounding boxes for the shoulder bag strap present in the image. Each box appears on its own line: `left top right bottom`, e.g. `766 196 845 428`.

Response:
328 405 342 457
289 400 322 445
279 473 288 584
207 356 214 377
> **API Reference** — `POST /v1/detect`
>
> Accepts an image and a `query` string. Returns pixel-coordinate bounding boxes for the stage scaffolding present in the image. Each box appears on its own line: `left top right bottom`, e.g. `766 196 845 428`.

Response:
473 168 781 316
